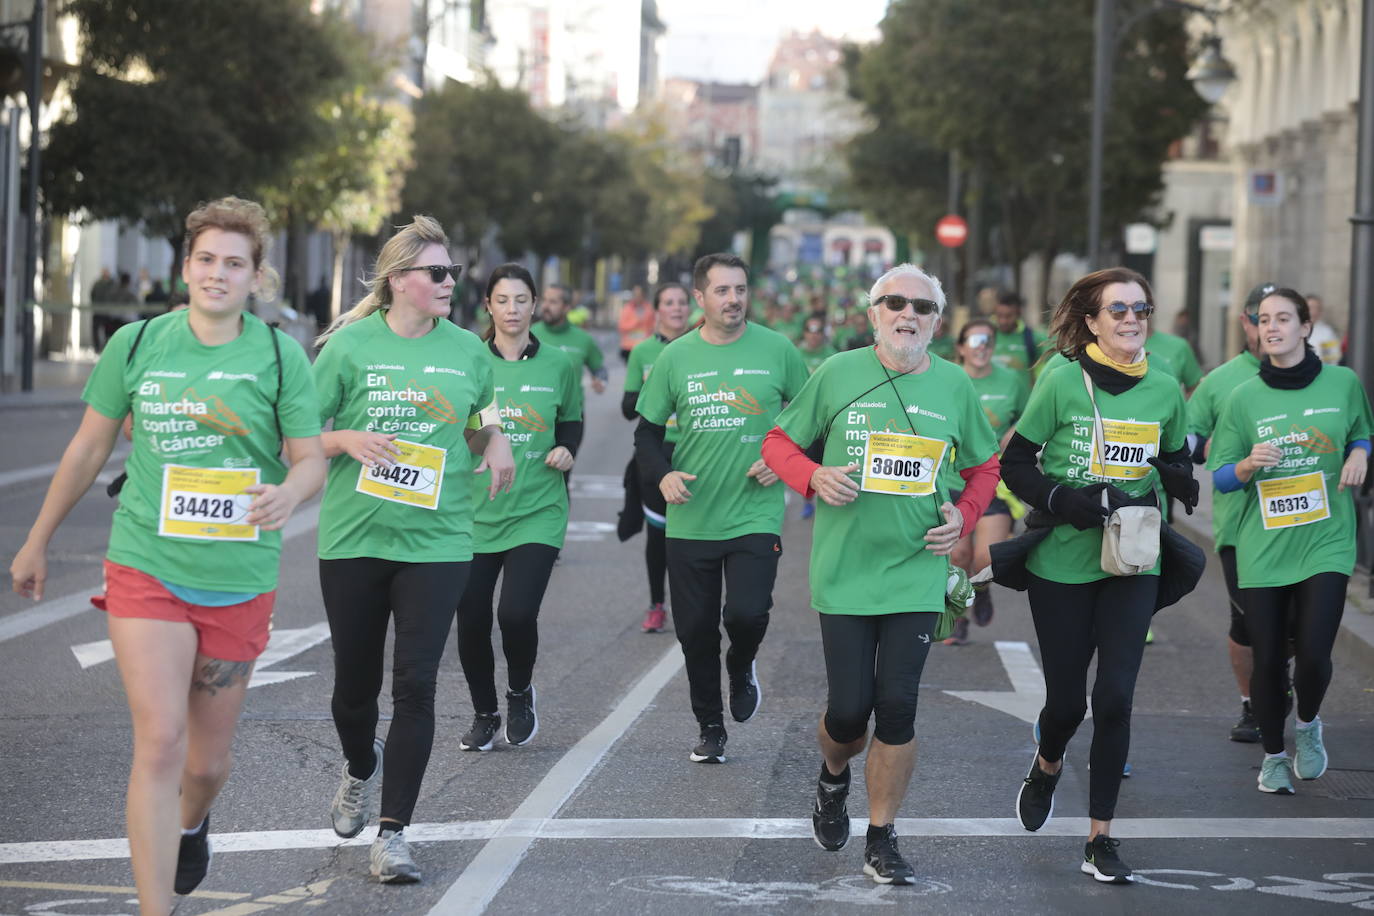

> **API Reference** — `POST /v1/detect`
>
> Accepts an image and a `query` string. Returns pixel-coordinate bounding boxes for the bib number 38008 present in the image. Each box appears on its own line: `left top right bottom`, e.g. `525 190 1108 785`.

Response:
861 432 948 496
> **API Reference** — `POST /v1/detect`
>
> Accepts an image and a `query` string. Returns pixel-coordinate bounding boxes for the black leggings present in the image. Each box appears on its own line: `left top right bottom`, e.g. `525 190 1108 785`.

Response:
1026 573 1156 822
455 543 560 714
646 523 667 606
1218 547 1250 646
819 612 936 746
319 557 469 826
1240 572 1348 754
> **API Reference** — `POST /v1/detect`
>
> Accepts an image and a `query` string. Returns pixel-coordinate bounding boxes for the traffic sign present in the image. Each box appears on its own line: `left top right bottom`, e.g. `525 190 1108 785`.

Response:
935 215 968 248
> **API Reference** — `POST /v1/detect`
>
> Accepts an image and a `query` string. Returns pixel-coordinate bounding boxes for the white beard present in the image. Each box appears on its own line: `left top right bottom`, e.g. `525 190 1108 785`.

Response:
877 323 932 370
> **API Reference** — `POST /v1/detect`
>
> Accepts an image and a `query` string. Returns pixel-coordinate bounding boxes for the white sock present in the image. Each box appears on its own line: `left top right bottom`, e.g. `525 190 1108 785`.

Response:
1265 751 1288 760
182 816 206 836
1240 696 1250 703
1296 716 1318 729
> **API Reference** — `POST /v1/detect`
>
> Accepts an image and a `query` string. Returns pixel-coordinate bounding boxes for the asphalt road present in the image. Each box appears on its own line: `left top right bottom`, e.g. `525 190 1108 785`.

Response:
3 345 1373 915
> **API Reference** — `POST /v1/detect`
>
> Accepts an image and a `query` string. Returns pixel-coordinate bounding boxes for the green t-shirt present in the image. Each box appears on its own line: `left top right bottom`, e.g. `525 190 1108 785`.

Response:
969 363 1030 443
1033 350 1071 386
313 310 495 562
82 311 321 593
1146 331 1203 390
472 339 580 553
536 319 604 374
1186 350 1260 548
993 322 1046 375
636 322 809 540
626 334 679 444
775 349 999 614
799 342 839 375
928 333 955 362
1015 360 1187 584
1208 367 1374 588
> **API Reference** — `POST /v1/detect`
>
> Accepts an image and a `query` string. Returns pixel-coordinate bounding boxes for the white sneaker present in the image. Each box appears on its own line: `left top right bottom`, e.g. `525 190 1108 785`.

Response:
330 737 384 838
370 828 420 883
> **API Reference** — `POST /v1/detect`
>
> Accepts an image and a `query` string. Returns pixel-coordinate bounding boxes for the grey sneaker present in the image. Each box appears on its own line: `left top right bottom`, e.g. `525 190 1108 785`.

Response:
330 737 384 838
370 828 420 883
1294 720 1328 780
1258 755 1295 794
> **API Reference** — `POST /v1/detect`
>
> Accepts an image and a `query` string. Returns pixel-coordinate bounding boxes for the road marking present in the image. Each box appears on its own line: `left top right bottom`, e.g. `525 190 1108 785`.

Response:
195 877 337 915
70 623 332 687
0 878 248 900
943 640 1091 725
428 645 686 915
0 503 321 647
568 474 623 499
7 818 1373 866
0 445 130 489
565 520 616 541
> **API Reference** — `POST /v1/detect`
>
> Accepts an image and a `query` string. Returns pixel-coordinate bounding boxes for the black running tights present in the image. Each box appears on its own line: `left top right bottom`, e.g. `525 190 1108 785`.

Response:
319 557 469 826
646 523 667 606
1241 572 1348 755
455 543 560 714
1026 573 1156 822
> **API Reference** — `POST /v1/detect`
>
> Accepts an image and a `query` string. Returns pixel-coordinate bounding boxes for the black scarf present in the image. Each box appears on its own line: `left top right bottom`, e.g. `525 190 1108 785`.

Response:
1259 346 1321 390
1078 351 1139 395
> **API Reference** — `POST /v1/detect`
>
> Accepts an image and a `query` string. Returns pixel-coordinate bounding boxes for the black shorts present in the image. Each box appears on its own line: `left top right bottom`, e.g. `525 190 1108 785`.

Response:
818 612 936 746
1218 546 1249 646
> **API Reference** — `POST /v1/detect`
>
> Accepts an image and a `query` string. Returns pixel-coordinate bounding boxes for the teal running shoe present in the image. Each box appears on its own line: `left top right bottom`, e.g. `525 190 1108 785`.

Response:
1294 720 1328 780
1258 755 1295 795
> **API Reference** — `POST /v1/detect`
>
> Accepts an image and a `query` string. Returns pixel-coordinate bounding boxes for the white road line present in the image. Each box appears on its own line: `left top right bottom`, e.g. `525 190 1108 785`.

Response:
6 818 1373 865
0 502 321 646
429 645 686 915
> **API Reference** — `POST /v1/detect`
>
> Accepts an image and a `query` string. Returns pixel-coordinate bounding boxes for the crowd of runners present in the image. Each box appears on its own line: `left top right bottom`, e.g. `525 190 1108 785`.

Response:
8 196 1372 912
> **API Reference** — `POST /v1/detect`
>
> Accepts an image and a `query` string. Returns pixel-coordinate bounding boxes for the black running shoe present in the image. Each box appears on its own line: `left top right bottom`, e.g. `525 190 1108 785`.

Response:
505 686 538 746
1081 835 1133 883
862 824 915 885
174 814 211 895
1230 700 1260 743
689 722 727 763
971 585 994 626
460 712 501 751
1016 753 1061 831
812 765 851 851
727 659 762 723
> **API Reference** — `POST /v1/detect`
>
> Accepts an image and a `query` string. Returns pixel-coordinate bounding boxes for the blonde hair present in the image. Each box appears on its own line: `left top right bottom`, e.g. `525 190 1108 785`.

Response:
184 196 279 301
316 215 450 346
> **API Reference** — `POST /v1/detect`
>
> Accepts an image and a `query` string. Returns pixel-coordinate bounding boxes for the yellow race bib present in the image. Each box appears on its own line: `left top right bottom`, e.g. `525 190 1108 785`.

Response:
1089 419 1160 481
355 439 447 510
159 465 260 541
861 432 948 496
1257 471 1330 530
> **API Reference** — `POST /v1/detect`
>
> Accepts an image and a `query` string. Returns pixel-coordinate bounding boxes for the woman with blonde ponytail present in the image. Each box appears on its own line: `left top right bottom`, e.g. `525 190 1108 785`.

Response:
311 216 515 884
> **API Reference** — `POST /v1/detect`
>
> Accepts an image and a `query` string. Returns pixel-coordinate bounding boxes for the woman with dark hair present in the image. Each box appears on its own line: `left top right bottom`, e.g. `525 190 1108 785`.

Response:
314 217 513 883
946 318 1028 641
1209 287 1371 795
1000 267 1196 884
622 282 693 632
454 264 582 750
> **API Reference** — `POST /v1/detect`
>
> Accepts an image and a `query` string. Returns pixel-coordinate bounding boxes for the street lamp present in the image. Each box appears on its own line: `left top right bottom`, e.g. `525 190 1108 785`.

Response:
1086 0 1236 270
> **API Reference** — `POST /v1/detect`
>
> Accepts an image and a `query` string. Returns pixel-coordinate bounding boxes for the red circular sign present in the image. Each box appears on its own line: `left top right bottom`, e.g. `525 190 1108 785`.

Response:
935 215 968 248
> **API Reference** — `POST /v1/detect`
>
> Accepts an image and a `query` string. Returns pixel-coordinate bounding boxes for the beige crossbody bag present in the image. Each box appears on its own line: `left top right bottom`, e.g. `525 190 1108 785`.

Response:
1081 368 1161 575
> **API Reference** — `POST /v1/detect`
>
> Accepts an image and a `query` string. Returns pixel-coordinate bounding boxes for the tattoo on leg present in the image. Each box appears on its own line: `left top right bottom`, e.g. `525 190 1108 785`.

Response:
193 658 254 695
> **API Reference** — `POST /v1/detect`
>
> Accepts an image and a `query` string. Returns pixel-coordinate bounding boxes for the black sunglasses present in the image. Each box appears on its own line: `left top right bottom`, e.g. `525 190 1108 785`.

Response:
1098 300 1154 319
873 294 939 315
398 264 462 283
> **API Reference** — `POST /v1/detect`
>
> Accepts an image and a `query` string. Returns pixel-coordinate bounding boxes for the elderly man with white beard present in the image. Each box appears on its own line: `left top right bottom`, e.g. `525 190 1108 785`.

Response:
762 264 1001 885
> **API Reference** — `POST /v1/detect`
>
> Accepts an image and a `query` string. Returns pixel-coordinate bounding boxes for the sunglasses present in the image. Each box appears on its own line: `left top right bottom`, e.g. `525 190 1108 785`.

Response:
1098 300 1154 319
398 264 463 283
873 294 939 315
963 332 991 348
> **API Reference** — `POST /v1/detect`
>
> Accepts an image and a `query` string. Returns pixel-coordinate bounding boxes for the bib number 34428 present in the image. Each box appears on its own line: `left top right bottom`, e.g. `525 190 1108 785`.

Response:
159 465 260 541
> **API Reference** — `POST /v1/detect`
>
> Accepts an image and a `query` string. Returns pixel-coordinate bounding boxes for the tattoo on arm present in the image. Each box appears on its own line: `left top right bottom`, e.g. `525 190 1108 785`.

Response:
192 658 254 695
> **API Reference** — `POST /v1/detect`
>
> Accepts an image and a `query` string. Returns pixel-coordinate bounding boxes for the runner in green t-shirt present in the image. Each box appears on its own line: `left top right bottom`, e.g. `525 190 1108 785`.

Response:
635 253 808 766
999 267 1196 884
312 217 513 884
537 283 607 399
454 264 582 755
11 197 326 911
763 264 1000 886
1184 284 1266 743
1208 287 1372 796
992 291 1047 379
798 315 840 375
621 282 693 633
1145 328 1203 393
946 318 1029 639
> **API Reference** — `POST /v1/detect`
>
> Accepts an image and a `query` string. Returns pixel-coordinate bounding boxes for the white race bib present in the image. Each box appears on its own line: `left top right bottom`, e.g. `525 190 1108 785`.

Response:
355 439 447 510
159 465 260 541
1257 471 1330 531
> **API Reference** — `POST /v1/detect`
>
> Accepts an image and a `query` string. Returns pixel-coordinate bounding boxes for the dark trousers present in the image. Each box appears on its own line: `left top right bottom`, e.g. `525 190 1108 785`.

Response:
1241 572 1348 754
319 557 469 825
666 533 781 726
819 612 936 746
1026 572 1156 822
455 543 560 714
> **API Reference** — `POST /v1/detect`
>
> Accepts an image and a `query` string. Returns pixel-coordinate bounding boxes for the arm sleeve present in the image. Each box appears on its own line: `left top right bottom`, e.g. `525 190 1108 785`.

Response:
954 454 1001 537
555 421 583 457
762 425 818 498
621 391 639 421
1347 439 1371 457
1000 431 1056 511
1213 463 1243 493
634 417 673 486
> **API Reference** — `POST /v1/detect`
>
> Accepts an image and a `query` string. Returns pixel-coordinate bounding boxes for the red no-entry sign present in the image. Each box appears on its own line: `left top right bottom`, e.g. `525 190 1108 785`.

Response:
935 215 968 248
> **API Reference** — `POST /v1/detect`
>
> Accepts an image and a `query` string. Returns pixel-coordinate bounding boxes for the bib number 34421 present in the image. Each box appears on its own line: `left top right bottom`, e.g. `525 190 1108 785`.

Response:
355 439 447 510
159 465 260 541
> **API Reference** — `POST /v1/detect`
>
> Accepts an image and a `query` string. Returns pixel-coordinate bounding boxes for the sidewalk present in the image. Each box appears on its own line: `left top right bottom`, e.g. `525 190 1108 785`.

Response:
1171 473 1374 665
0 358 96 409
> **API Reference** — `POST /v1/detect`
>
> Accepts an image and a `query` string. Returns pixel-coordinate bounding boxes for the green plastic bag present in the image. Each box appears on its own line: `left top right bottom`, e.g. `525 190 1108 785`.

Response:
936 564 974 641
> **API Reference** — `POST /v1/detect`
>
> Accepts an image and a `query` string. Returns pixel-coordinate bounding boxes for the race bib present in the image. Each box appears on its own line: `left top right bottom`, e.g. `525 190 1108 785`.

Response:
159 465 260 541
355 439 447 510
862 432 948 496
1257 471 1330 530
1089 419 1160 481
